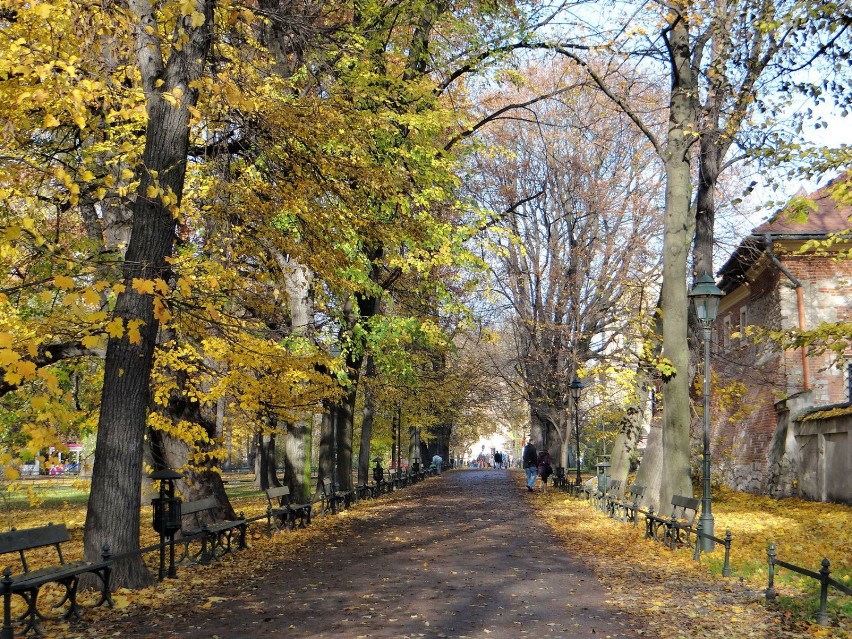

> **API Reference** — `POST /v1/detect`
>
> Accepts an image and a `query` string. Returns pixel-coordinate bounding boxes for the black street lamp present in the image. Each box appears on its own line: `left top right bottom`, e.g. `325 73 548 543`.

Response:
569 377 584 489
372 456 384 495
688 272 725 552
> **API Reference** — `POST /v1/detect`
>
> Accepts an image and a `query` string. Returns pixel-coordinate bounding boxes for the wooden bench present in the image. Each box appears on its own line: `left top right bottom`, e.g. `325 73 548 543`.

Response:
613 484 645 525
266 486 312 534
319 479 353 516
178 497 247 565
1 523 113 636
595 479 621 514
645 494 700 549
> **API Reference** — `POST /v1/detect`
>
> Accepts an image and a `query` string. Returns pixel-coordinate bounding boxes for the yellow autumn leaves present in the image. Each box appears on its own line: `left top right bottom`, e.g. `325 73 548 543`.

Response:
532 480 850 637
0 272 172 390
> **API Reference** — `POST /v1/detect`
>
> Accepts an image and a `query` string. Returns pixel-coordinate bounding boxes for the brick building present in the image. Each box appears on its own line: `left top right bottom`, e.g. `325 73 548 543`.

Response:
712 175 852 504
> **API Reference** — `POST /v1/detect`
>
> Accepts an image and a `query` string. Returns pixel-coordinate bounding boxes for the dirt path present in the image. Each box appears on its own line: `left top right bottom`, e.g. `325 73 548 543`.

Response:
100 470 646 638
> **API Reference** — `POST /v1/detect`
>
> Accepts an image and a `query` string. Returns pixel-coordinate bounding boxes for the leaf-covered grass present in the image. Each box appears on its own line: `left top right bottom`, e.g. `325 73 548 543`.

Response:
528 478 851 638
712 486 850 618
1 474 271 529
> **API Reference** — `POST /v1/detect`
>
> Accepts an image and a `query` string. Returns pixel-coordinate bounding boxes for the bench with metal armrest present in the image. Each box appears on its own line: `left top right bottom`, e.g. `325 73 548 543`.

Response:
645 494 700 549
613 484 646 525
266 486 312 534
319 479 353 516
1 523 112 637
178 496 247 565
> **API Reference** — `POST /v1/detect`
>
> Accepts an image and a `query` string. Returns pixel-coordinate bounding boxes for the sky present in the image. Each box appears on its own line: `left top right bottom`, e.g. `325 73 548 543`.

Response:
743 106 851 228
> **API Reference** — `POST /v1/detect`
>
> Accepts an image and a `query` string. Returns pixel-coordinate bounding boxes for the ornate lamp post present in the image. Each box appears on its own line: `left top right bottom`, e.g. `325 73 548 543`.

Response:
372 456 384 494
569 377 584 489
688 272 725 552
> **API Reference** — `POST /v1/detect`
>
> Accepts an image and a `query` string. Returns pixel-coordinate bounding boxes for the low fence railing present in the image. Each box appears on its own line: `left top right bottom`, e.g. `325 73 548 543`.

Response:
691 522 733 577
766 542 852 626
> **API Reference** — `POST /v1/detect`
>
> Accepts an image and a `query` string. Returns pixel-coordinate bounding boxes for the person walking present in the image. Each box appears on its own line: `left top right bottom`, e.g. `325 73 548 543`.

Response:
522 439 538 492
494 450 503 469
537 446 553 493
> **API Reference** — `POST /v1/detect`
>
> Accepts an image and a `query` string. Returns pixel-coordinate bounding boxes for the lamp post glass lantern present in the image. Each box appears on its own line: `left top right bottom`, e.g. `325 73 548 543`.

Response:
569 377 584 488
688 272 724 552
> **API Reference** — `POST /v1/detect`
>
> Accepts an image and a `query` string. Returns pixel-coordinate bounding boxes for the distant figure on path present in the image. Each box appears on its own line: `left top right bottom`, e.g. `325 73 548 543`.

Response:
493 451 503 469
522 439 538 492
537 447 552 493
432 454 443 474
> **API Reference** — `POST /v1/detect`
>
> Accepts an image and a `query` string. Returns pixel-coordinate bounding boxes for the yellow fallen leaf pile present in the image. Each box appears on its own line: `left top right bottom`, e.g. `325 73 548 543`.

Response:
524 476 850 639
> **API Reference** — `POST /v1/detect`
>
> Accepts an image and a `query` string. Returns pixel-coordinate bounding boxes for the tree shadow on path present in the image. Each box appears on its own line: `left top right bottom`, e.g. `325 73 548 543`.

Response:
97 470 645 638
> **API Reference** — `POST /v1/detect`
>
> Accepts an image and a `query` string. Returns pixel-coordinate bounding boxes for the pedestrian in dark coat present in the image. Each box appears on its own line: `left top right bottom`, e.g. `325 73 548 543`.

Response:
522 439 538 492
537 447 553 493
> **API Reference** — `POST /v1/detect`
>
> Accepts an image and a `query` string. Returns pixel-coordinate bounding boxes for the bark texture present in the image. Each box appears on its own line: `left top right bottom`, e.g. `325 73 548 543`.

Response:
658 13 699 510
83 0 214 587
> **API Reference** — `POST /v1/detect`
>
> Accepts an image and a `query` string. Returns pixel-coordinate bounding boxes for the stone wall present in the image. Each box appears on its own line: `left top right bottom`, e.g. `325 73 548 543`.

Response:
795 413 852 505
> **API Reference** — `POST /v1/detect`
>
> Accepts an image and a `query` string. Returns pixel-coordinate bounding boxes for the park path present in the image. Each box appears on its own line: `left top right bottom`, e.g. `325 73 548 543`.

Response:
104 470 646 638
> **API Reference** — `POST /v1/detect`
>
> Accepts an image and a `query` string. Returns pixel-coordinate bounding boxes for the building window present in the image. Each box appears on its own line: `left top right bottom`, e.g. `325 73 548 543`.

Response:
739 306 747 339
848 362 852 403
723 316 732 351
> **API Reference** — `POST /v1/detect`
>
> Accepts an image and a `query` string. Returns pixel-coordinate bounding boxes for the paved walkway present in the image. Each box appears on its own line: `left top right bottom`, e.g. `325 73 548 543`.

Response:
106 470 645 638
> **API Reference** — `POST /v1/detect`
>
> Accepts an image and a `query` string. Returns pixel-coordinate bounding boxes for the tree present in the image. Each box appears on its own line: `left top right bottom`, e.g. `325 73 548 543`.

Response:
82 0 215 586
549 0 852 508
468 62 664 471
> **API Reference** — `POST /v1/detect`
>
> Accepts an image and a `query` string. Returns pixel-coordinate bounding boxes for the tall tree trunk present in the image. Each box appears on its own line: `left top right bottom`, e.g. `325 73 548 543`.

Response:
318 401 335 493
408 425 419 466
357 356 377 485
693 137 721 281
658 13 699 510
608 377 650 498
82 0 213 588
633 420 664 510
335 391 356 491
329 268 381 491
284 418 311 502
277 254 315 501
254 430 280 491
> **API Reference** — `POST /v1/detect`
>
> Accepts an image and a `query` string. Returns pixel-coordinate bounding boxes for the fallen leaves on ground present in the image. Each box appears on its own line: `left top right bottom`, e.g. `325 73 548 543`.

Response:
5 476 849 638
524 477 850 639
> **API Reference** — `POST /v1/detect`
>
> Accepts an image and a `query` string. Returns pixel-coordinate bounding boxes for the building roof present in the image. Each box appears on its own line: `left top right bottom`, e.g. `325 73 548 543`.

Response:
752 173 852 235
717 174 852 292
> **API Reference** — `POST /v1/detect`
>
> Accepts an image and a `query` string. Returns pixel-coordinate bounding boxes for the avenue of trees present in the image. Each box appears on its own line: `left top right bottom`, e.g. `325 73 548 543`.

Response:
1 0 850 588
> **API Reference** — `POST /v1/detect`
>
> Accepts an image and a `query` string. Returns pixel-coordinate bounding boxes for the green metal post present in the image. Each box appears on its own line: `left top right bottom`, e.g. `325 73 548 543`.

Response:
816 559 831 626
